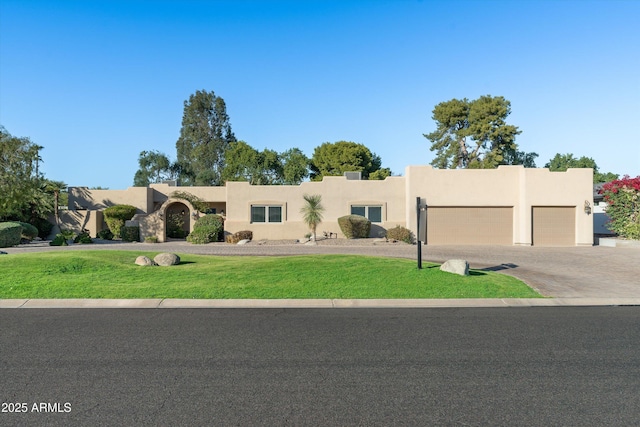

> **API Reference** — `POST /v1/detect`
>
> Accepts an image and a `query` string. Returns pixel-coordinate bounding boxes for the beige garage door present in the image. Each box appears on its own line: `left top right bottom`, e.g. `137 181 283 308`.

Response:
426 207 513 245
532 207 575 246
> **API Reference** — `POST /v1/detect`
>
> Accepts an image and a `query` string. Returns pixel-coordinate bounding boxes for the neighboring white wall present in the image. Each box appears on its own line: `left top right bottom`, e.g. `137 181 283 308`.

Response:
593 203 614 234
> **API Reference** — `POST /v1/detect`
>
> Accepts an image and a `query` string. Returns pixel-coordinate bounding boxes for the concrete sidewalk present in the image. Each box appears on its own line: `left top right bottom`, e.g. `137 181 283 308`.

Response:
2 298 640 309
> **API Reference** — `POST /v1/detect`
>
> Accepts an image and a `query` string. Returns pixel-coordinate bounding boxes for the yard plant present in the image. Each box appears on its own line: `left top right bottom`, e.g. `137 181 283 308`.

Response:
0 251 541 299
601 175 640 240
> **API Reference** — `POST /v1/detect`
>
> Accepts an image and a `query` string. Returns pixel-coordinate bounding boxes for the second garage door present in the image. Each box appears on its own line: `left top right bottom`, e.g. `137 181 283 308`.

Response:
532 206 575 246
426 207 513 245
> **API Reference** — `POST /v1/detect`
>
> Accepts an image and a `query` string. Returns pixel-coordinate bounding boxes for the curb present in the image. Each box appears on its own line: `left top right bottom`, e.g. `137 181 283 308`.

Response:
2 298 640 309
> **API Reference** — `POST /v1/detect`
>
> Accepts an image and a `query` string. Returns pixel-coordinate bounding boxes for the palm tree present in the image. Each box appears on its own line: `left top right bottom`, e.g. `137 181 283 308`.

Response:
43 179 67 227
300 194 324 242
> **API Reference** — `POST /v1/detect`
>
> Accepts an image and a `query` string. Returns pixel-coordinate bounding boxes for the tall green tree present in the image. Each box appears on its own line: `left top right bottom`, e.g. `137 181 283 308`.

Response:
424 95 528 169
281 148 310 185
175 89 236 186
310 141 386 180
300 194 324 241
545 153 618 183
0 127 43 221
133 150 174 186
502 149 538 168
222 141 284 185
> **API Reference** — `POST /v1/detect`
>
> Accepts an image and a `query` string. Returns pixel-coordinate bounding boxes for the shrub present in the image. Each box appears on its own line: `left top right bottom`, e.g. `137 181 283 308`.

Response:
73 230 93 244
0 222 22 248
60 229 75 241
121 226 140 242
97 229 114 240
144 236 158 243
385 225 415 244
337 215 371 239
103 205 137 238
49 234 68 246
601 175 640 240
187 214 224 244
225 230 253 244
18 222 39 241
30 218 54 239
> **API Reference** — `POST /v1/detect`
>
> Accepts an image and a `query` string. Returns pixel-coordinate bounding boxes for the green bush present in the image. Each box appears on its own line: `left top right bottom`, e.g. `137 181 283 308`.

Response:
60 229 75 241
49 234 69 246
97 229 114 240
144 236 158 243
187 214 224 244
0 222 23 248
103 205 137 239
225 230 253 244
121 226 140 242
18 222 39 241
385 225 415 244
73 230 93 244
29 218 54 239
337 215 371 239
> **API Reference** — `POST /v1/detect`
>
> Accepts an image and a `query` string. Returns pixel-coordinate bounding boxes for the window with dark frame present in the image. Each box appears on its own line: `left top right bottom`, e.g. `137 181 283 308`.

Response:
350 205 382 223
251 205 282 223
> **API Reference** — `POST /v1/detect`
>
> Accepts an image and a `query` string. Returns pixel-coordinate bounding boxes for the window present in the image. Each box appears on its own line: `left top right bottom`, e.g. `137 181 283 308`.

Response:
251 205 282 223
351 205 382 223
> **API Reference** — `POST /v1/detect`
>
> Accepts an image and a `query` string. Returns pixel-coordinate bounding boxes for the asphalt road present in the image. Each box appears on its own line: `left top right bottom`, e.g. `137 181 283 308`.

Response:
2 307 639 426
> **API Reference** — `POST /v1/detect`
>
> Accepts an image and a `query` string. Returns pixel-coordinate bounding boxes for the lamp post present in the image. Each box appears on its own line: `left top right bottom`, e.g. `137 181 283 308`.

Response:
416 197 426 269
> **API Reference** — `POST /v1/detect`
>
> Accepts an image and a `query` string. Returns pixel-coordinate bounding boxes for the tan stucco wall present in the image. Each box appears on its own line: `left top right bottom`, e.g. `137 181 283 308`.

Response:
404 165 593 246
224 176 406 239
69 187 153 213
57 210 103 237
64 165 593 245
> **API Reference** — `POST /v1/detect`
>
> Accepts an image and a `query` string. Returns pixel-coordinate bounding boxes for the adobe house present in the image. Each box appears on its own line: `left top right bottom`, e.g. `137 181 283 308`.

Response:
62 165 594 246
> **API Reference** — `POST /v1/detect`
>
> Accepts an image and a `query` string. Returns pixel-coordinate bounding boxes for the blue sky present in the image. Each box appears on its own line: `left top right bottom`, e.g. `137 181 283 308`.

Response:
1 0 638 189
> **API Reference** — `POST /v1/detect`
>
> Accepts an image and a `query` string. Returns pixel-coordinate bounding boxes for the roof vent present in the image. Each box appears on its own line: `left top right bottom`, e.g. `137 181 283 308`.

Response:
344 171 362 180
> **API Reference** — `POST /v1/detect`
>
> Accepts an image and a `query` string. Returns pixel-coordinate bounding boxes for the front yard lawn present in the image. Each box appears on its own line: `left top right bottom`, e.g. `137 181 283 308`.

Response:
0 251 542 299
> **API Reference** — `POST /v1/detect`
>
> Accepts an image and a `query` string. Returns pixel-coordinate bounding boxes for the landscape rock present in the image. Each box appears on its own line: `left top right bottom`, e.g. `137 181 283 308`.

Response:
440 259 469 276
153 253 180 266
237 239 251 245
135 256 156 266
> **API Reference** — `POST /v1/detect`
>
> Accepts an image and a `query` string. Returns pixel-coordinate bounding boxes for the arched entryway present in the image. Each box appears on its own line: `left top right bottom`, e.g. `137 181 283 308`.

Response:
165 201 191 239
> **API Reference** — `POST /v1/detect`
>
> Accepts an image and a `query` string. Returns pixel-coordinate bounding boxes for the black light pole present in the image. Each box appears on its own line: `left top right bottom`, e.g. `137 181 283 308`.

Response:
416 197 422 269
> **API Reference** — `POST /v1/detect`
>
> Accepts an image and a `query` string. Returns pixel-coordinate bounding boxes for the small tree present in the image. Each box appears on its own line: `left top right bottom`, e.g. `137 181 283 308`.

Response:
600 176 640 240
300 194 324 241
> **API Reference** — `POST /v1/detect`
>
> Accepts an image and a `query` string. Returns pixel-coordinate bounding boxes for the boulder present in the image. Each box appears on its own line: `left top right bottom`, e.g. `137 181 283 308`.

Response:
440 259 469 276
153 253 180 266
135 256 156 266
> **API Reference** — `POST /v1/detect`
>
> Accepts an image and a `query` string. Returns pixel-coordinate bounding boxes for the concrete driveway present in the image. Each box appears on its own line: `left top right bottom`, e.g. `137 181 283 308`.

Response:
3 240 638 298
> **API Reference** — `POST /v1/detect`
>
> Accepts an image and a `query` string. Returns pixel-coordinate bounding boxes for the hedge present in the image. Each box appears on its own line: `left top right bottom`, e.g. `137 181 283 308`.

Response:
18 222 39 241
187 214 224 244
104 205 137 238
0 222 23 248
337 215 371 239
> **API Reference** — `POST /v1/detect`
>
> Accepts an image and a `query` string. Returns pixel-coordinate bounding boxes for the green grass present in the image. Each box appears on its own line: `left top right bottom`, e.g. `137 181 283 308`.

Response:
0 251 542 299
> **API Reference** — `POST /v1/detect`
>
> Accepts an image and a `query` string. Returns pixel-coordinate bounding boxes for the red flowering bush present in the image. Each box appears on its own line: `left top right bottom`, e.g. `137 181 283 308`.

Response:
600 176 640 240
